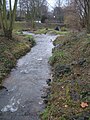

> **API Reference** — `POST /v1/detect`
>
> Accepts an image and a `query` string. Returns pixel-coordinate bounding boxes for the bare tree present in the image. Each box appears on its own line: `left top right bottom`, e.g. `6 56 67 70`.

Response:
18 0 48 28
64 0 81 30
0 0 18 38
53 0 64 23
74 0 90 33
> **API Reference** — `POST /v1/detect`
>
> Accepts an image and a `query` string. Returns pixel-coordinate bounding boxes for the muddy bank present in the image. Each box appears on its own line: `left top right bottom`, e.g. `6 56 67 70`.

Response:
42 33 90 120
0 35 35 83
0 33 57 120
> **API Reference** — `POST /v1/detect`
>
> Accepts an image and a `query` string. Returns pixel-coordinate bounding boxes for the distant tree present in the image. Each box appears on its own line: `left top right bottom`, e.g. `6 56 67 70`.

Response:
53 0 64 23
0 0 18 38
53 7 64 23
64 1 81 30
74 0 90 33
18 0 48 28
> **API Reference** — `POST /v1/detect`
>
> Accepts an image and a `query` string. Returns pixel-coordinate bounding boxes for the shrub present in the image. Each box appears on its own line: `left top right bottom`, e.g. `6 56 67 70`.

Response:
61 27 67 31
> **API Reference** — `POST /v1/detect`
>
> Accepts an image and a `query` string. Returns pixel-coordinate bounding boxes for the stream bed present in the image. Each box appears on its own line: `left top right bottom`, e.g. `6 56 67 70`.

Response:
0 33 57 120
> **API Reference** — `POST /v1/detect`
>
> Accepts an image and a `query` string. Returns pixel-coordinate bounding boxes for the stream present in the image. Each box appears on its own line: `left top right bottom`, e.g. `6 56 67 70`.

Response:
0 33 57 120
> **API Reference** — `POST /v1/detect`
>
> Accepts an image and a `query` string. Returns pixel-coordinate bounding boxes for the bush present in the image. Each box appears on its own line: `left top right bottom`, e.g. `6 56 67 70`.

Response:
61 27 67 31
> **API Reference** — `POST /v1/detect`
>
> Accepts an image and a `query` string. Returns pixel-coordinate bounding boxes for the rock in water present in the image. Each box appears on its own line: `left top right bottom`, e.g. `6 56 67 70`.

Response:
0 86 8 91
55 26 59 31
46 79 51 85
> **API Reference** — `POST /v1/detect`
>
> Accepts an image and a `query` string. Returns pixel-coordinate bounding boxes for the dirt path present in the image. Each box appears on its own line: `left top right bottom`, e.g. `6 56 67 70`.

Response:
0 33 57 120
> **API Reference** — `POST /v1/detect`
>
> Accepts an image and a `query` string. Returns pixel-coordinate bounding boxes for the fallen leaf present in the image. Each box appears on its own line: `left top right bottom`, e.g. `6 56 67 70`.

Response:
65 105 68 108
80 102 88 108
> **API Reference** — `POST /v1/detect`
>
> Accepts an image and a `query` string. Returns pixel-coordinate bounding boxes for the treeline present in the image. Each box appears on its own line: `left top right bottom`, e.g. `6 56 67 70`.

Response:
0 0 47 39
0 0 90 39
17 0 47 24
64 0 90 33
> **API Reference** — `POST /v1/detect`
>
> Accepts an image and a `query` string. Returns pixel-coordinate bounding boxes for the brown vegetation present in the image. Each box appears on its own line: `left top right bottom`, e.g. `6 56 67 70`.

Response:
42 32 90 120
0 34 35 84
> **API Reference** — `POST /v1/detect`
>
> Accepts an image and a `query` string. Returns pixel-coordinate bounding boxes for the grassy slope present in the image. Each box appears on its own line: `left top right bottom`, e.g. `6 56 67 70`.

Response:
42 33 90 120
0 34 35 84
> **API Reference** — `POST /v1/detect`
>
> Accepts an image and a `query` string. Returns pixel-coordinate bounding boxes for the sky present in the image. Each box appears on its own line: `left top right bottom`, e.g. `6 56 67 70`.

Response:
11 0 56 9
11 0 66 11
47 0 56 9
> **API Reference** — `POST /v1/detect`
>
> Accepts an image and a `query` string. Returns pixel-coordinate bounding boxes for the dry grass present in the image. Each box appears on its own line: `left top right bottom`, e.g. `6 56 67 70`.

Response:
42 33 90 120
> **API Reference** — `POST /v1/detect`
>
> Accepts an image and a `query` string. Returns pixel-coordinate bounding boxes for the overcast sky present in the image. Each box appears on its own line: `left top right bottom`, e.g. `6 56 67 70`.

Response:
47 0 56 8
11 0 56 8
11 0 66 10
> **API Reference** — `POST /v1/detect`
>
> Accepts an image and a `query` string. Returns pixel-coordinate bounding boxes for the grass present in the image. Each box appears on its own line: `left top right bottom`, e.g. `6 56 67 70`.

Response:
34 28 69 35
41 107 50 120
42 32 90 120
34 28 48 34
49 51 65 66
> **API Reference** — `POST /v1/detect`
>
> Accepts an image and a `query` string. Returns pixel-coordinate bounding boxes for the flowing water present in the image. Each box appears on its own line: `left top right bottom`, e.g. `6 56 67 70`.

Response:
0 33 57 120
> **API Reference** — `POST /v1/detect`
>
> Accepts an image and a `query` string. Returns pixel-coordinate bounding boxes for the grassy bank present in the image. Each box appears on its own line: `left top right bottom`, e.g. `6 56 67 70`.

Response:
42 32 90 120
0 34 35 84
34 28 69 35
14 22 68 36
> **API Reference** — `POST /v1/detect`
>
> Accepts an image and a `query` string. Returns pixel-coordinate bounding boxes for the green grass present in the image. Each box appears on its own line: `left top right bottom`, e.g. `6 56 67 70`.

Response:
49 51 65 65
34 28 48 34
34 28 69 35
49 29 69 35
41 107 50 120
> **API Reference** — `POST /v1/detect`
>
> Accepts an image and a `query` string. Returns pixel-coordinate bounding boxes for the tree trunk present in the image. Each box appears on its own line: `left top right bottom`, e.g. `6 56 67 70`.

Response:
0 0 18 39
87 20 90 33
87 1 90 33
31 20 35 29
